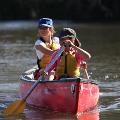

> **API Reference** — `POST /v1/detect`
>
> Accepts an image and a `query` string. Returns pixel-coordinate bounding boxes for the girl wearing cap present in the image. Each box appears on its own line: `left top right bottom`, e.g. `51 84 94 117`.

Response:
34 18 60 80
49 28 91 79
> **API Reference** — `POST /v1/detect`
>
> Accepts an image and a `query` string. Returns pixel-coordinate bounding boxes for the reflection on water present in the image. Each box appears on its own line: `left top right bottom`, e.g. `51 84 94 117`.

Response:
25 108 77 120
25 109 99 120
0 21 120 119
0 107 99 120
77 110 99 120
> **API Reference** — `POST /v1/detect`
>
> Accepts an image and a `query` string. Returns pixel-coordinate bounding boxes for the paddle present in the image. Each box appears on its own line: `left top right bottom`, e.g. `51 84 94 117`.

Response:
84 68 89 79
81 61 89 79
3 46 65 116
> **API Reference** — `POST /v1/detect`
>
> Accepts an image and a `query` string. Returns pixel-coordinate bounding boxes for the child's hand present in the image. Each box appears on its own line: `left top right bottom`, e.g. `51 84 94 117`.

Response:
64 40 74 47
81 61 87 69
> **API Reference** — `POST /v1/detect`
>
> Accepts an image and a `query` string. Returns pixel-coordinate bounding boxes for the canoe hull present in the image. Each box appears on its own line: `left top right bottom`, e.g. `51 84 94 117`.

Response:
19 76 99 114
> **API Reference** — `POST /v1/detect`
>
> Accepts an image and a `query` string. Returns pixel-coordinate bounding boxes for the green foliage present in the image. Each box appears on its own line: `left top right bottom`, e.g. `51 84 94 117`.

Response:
0 0 120 22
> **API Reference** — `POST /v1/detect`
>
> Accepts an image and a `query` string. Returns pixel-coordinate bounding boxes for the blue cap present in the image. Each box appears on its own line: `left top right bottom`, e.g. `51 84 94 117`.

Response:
38 18 53 28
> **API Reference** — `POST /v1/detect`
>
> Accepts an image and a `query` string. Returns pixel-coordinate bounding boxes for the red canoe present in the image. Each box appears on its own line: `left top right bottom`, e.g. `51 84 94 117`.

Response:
19 67 99 114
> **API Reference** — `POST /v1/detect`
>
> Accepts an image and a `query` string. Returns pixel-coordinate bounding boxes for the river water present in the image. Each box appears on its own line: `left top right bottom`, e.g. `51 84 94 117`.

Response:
0 21 120 120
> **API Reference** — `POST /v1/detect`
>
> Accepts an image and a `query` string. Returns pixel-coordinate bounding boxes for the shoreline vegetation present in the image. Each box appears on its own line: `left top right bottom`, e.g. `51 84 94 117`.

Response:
0 0 120 22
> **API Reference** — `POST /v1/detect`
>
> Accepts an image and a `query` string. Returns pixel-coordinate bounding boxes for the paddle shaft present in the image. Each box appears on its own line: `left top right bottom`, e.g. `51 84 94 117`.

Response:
23 46 65 101
84 68 89 79
43 46 65 73
23 76 42 100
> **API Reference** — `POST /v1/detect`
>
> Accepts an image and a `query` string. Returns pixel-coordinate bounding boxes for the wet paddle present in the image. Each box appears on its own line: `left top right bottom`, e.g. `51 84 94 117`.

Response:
81 61 89 79
3 46 65 116
84 68 89 79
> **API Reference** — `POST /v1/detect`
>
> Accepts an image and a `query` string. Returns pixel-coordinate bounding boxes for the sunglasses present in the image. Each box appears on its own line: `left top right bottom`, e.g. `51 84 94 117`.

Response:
60 37 73 41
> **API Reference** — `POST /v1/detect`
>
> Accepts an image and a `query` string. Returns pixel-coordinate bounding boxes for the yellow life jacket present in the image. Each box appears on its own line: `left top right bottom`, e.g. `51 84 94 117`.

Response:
55 51 80 77
39 42 59 69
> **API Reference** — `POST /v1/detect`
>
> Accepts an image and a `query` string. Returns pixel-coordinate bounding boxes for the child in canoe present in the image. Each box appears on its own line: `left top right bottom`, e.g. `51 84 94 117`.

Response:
48 28 91 79
34 18 60 80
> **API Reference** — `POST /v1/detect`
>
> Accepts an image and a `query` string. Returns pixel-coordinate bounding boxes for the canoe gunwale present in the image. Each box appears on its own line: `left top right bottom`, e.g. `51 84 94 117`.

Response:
20 74 98 85
20 65 99 85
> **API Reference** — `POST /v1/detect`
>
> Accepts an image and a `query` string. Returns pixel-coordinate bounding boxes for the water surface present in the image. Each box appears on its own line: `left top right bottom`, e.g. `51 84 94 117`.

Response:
0 21 120 120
